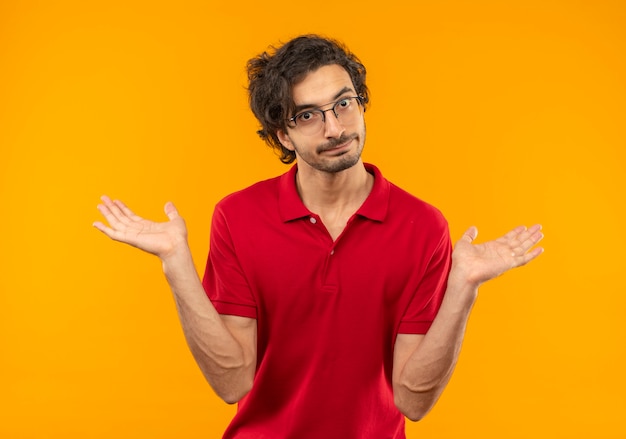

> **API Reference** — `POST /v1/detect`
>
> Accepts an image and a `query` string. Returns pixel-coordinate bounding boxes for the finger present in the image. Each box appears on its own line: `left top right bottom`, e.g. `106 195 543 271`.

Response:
500 225 527 243
92 220 124 241
92 221 107 233
99 195 132 225
460 226 478 243
96 202 125 229
113 199 144 222
511 225 544 263
514 223 541 240
517 224 544 251
164 201 179 220
500 224 542 251
517 245 544 266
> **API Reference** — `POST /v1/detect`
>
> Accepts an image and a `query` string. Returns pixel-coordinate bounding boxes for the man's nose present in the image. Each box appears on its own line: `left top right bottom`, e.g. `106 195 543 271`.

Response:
323 109 345 138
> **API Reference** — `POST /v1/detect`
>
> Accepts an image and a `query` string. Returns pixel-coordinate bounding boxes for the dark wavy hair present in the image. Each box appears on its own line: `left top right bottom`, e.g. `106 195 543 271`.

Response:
247 35 370 164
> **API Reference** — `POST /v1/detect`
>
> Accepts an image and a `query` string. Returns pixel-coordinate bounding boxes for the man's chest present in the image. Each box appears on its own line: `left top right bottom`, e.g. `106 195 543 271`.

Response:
230 216 433 315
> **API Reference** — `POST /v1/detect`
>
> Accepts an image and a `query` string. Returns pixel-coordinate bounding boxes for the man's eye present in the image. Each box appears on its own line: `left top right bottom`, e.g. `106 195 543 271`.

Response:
297 112 315 122
338 98 350 108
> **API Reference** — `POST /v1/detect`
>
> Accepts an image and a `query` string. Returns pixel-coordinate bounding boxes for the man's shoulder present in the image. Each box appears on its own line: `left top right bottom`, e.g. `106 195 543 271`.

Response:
387 181 447 224
217 174 282 209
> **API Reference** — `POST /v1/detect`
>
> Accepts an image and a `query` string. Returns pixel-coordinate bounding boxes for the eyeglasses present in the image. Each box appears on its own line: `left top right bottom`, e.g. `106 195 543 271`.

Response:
287 96 364 136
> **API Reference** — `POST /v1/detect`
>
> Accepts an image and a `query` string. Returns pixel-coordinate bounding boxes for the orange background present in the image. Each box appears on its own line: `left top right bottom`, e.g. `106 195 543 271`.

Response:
1 1 625 437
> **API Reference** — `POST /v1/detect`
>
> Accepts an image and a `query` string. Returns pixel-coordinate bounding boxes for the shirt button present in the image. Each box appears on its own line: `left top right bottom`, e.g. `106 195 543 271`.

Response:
330 249 335 255
309 217 317 224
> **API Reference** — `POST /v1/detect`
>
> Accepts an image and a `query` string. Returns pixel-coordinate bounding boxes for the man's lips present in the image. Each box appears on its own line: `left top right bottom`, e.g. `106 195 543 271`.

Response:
318 135 356 154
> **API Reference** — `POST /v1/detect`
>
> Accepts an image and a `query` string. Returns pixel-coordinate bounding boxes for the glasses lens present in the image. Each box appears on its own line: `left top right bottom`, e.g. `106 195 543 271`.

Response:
292 97 362 136
334 97 362 121
294 111 323 136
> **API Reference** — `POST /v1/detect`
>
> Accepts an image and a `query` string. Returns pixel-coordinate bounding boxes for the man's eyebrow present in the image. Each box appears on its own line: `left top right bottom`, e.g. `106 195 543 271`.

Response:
292 86 355 114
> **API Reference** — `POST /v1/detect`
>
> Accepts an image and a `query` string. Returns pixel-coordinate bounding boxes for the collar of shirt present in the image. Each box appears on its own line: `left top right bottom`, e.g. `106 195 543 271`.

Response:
278 163 390 223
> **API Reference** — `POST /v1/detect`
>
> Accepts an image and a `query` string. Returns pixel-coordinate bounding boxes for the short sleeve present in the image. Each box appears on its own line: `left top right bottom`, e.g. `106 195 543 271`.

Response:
202 203 257 319
398 227 452 334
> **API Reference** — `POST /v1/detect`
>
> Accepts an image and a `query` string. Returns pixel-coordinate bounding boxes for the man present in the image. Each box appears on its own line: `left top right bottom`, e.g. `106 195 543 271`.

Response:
93 35 543 438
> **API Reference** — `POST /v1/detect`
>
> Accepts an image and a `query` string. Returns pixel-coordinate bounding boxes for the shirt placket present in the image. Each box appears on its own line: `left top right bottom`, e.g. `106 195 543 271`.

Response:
307 214 359 294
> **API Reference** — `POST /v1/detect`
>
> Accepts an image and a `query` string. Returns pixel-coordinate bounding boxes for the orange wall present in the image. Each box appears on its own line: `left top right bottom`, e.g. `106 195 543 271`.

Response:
1 1 625 437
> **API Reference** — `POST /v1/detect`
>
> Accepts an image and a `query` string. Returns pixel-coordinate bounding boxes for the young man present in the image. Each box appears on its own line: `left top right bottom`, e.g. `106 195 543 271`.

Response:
94 35 543 438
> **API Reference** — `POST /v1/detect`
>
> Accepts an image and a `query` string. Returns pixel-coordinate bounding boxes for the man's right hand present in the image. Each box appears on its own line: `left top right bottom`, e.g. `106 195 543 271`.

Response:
94 195 256 403
93 195 189 261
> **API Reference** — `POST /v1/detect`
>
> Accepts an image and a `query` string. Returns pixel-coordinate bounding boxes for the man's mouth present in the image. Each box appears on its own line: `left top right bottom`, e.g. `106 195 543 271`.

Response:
318 135 356 154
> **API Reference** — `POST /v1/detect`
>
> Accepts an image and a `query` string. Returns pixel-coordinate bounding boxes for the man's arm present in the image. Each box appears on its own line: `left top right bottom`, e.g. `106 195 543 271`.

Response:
392 225 544 421
93 196 256 404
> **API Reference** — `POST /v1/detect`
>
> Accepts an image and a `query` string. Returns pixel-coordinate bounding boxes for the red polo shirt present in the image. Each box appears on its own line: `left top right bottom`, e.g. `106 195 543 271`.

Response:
202 163 451 439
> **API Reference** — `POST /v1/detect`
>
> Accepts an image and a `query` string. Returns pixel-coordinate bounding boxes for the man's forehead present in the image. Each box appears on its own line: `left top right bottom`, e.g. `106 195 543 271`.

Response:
291 64 355 106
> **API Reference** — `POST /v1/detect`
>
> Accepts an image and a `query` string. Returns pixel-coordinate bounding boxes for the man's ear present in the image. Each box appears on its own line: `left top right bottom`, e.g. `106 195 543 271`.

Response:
277 129 295 151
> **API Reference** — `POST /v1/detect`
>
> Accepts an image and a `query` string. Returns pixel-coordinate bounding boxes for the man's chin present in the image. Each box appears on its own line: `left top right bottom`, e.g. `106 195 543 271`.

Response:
319 154 361 173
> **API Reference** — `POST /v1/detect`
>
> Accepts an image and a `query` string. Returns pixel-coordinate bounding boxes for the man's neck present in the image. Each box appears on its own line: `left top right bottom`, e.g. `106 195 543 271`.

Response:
295 160 374 225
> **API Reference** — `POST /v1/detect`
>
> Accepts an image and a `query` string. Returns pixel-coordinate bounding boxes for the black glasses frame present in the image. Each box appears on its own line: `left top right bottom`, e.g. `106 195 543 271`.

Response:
287 96 364 127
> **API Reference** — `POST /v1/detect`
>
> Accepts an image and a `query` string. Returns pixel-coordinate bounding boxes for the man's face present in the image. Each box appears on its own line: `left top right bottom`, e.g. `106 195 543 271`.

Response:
277 64 366 174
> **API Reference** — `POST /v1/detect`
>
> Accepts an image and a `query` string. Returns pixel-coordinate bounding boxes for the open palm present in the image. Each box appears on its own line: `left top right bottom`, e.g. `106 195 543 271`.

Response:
93 195 188 260
452 225 544 286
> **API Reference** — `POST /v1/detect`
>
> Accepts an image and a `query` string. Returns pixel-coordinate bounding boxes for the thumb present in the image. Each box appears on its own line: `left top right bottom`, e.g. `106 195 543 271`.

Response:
164 201 179 220
460 226 478 243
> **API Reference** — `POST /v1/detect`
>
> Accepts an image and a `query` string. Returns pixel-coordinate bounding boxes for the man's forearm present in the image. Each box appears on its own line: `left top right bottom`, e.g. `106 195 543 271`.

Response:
394 272 478 421
394 224 544 420
161 246 255 404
